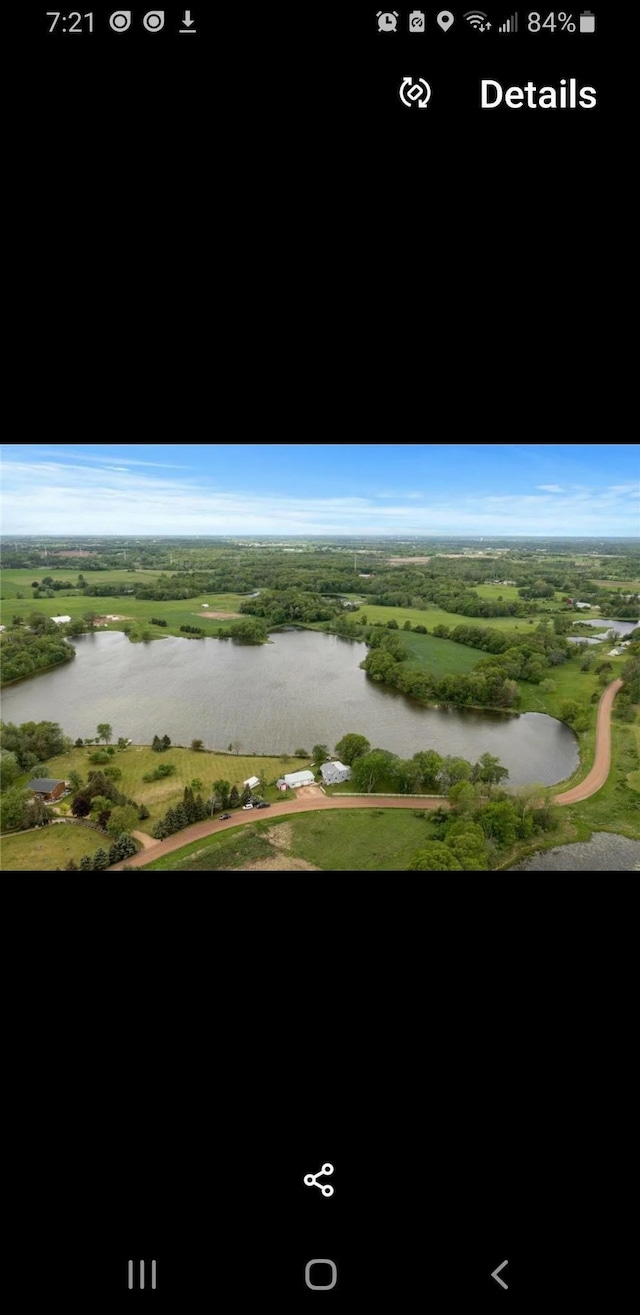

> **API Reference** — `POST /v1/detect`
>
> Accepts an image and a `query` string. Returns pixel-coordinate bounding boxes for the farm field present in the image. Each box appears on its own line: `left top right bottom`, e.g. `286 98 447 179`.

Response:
35 746 307 829
471 584 564 610
399 630 481 675
0 572 245 640
0 822 104 871
0 567 166 598
350 603 541 635
145 809 438 872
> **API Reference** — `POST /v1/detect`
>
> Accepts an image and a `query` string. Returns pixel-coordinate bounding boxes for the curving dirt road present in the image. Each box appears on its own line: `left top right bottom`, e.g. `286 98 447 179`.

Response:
108 795 447 869
109 679 624 868
554 678 623 805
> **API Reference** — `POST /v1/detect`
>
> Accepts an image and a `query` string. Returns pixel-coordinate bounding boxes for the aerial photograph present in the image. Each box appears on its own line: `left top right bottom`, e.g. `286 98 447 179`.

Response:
0 442 638 873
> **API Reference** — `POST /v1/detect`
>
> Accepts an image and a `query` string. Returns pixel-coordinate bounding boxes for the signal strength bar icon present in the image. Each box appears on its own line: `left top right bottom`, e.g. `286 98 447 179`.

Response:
498 12 519 30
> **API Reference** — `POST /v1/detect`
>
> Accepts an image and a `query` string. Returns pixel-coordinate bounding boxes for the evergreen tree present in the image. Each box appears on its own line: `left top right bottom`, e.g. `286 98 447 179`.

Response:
229 785 240 808
161 734 171 750
240 784 252 805
93 848 109 870
193 794 206 822
79 854 93 870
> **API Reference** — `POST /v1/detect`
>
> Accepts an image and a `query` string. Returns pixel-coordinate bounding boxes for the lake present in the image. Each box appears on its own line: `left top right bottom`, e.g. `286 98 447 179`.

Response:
0 630 579 786
509 832 640 871
574 618 638 635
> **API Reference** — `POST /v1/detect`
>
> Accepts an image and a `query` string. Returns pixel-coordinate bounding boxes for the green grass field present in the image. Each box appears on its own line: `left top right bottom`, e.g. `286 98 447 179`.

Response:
400 630 481 675
353 602 540 635
33 746 308 829
144 809 438 871
0 822 105 871
0 569 245 641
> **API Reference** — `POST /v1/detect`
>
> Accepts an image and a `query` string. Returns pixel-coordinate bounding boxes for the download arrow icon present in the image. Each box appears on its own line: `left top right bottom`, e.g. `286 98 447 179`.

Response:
182 9 194 24
491 1260 509 1290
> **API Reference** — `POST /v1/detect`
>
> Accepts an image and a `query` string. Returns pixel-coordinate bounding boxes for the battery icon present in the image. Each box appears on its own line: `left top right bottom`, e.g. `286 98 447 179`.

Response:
579 11 596 32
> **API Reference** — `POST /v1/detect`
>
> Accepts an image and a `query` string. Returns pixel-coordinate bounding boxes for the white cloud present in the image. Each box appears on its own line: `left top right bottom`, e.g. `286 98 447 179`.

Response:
536 484 563 493
1 460 639 536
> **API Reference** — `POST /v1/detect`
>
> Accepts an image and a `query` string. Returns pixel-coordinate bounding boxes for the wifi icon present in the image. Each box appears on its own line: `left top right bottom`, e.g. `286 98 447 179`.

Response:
464 10 489 28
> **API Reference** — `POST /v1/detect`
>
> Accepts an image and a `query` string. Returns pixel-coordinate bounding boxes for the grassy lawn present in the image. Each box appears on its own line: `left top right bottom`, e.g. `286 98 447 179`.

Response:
40 746 308 829
559 719 640 841
0 823 102 871
0 573 245 642
400 630 482 676
144 809 438 871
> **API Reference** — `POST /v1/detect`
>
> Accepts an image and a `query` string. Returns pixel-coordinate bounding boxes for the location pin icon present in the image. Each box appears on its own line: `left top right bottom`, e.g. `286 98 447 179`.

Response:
437 10 455 30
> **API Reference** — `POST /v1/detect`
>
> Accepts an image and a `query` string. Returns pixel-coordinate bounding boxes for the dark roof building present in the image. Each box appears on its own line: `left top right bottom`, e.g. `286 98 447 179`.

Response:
27 778 66 801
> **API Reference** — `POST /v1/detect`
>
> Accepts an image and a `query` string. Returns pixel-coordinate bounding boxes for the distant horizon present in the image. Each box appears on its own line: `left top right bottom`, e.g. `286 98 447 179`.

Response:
1 444 638 535
1 533 637 541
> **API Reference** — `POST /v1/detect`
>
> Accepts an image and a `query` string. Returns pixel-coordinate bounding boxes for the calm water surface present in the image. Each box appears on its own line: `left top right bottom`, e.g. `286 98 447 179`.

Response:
574 618 638 635
510 833 640 871
1 630 579 786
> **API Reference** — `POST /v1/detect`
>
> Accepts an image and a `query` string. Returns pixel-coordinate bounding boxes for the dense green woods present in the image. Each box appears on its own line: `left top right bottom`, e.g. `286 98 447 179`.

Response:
0 624 74 684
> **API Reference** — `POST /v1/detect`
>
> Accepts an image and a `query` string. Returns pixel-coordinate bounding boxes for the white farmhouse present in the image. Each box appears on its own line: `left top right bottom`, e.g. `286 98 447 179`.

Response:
320 761 351 785
51 615 71 624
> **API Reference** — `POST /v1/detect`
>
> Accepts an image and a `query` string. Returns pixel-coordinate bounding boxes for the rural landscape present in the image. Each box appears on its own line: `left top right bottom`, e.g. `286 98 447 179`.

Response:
1 443 638 872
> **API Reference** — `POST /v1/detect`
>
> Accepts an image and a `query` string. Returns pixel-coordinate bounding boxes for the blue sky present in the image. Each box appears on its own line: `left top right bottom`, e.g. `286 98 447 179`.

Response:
1 443 638 536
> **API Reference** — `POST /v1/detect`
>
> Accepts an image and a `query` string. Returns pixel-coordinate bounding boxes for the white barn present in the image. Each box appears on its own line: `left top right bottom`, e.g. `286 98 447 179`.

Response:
320 761 351 785
243 776 260 790
51 615 71 624
283 770 315 788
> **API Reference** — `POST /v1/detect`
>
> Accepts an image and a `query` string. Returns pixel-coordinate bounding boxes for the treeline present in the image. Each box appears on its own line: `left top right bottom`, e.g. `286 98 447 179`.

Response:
239 589 335 625
152 786 208 840
360 630 521 708
69 832 139 870
410 791 558 871
0 629 75 685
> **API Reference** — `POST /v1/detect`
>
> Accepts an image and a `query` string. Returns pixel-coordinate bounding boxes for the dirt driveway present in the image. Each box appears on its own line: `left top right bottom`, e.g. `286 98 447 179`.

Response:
555 678 623 804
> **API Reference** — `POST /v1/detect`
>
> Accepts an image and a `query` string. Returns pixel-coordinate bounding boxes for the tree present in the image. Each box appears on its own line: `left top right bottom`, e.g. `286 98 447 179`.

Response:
393 758 423 794
229 785 240 808
480 800 518 848
471 752 509 788
67 770 84 791
212 779 231 807
294 748 310 758
191 777 203 792
351 749 397 793
74 737 85 748
447 781 476 813
191 739 204 752
79 854 93 870
412 750 444 791
83 611 98 629
92 847 109 869
137 804 150 821
0 749 20 792
161 734 171 751
71 794 91 817
312 744 329 764
106 804 139 836
539 678 556 693
438 757 472 791
334 733 371 766
117 737 129 751
408 841 463 870
241 784 252 805
0 786 31 832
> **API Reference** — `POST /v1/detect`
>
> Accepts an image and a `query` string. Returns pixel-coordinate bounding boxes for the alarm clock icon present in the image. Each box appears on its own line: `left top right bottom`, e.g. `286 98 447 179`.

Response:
377 11 399 31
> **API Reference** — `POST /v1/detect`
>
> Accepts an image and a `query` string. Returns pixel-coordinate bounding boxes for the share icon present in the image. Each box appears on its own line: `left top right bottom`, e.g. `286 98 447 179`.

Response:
303 1163 335 1197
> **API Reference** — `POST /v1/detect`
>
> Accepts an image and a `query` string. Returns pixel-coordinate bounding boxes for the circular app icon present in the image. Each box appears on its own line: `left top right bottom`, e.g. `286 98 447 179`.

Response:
109 10 132 31
143 10 165 31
